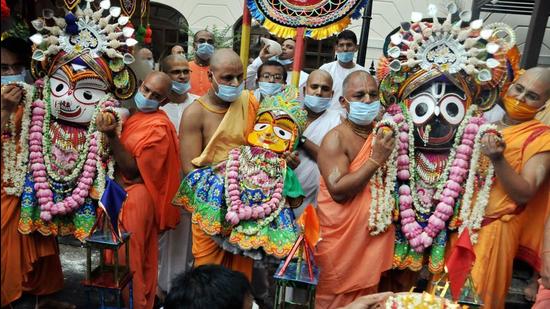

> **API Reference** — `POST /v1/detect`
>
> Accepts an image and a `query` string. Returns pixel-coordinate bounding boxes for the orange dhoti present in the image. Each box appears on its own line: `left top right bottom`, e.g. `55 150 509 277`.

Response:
314 135 395 309
115 110 182 309
471 120 550 309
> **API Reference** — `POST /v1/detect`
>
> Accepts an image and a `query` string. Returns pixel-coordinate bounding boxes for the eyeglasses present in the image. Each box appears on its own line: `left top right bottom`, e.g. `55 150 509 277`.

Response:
1 64 25 75
260 73 284 81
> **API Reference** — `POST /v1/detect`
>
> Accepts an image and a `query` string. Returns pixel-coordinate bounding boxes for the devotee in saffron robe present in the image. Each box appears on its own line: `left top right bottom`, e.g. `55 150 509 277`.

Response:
176 49 259 280
315 71 395 309
472 67 550 309
189 30 214 96
97 71 181 309
1 37 64 308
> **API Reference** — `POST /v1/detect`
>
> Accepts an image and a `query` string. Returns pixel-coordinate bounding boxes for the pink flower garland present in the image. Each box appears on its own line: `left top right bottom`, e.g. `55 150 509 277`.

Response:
224 147 284 225
29 99 99 222
388 104 485 252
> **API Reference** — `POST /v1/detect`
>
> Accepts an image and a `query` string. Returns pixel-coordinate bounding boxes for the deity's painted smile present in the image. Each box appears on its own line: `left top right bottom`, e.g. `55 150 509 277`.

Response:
247 111 298 153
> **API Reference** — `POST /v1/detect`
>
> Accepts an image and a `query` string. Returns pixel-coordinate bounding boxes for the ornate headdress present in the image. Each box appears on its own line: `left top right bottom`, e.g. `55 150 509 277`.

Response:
377 2 517 110
257 86 308 134
28 0 137 99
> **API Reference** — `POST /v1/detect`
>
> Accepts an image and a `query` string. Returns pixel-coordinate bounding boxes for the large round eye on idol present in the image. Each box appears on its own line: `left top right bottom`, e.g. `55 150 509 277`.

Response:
74 88 107 105
50 78 69 97
440 95 465 125
409 94 436 124
254 123 270 132
273 126 293 141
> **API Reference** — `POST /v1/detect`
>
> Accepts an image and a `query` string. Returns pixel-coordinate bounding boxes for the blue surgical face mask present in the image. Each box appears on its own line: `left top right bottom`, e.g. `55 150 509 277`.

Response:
258 82 283 97
336 51 355 64
196 43 214 60
135 90 160 113
270 56 293 66
145 59 154 70
347 99 380 125
212 75 244 102
172 80 191 95
303 94 332 113
1 71 26 85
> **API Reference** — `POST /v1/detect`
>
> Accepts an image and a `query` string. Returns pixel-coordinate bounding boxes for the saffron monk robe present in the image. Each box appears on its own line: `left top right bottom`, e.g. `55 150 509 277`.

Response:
471 67 550 309
96 71 182 309
315 71 396 309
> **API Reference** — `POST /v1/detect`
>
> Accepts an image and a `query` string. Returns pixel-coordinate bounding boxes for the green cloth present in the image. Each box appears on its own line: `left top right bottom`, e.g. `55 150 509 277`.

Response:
283 167 304 198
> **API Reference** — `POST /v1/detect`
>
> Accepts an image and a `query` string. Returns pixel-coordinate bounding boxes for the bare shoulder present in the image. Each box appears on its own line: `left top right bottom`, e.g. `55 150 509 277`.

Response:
181 99 204 126
320 124 346 154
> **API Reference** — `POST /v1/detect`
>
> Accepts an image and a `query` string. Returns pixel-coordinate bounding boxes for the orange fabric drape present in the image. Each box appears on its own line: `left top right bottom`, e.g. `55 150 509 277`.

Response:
188 61 212 97
471 119 550 309
314 135 395 309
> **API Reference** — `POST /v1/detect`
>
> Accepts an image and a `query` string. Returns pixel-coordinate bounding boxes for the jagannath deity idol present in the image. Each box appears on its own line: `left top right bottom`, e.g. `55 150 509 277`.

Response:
174 87 307 259
2 0 137 240
368 3 518 273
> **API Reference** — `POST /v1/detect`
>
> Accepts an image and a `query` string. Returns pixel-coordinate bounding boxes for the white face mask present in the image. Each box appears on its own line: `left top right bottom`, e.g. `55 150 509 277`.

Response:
303 94 331 113
145 59 154 69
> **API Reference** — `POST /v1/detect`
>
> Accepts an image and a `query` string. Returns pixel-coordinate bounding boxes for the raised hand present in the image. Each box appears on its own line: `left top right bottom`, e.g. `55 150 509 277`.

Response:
259 44 279 63
480 132 506 161
1 84 23 114
95 111 118 137
371 128 396 165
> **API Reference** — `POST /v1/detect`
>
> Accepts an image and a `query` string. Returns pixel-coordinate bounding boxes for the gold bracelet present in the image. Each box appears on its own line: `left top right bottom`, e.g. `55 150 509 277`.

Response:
369 157 381 167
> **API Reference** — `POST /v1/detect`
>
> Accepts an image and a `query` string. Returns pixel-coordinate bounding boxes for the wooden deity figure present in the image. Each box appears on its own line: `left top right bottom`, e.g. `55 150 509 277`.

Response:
174 87 307 259
369 3 518 274
2 0 138 241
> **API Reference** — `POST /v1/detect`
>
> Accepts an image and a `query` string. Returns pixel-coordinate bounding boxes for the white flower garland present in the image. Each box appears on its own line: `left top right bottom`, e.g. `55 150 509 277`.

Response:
369 119 400 235
458 124 497 244
94 106 121 199
2 82 34 196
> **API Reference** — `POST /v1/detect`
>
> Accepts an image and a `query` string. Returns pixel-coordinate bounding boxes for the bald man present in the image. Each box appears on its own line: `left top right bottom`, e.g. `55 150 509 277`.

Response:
315 71 395 308
189 30 215 96
97 71 182 309
137 47 154 70
171 45 185 56
157 55 197 295
293 70 342 216
175 48 259 280
470 67 550 309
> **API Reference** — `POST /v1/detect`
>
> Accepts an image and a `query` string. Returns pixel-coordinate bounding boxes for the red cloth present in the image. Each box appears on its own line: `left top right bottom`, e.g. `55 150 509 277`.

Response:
446 228 476 300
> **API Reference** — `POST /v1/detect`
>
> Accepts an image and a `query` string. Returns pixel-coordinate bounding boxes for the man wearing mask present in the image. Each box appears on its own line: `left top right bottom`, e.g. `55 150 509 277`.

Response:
96 71 182 309
253 60 287 102
157 55 197 299
160 54 198 133
246 38 309 92
1 36 68 308
469 67 550 309
293 70 341 216
315 71 395 308
178 49 260 280
189 30 215 96
137 47 155 70
319 30 368 113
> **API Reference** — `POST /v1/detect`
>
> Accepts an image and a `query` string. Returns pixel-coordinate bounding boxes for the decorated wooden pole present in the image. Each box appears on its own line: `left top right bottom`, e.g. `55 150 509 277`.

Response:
240 2 251 73
291 27 305 88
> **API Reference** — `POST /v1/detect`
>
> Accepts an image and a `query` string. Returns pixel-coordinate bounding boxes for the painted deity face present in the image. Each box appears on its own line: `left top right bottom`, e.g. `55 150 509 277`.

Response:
408 81 467 150
49 63 108 124
247 111 298 153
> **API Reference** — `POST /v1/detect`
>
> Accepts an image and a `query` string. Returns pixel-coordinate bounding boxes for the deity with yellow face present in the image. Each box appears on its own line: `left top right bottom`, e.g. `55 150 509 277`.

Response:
174 87 307 259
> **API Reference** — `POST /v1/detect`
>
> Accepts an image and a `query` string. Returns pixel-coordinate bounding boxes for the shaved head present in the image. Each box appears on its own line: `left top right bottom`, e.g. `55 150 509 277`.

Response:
162 54 188 72
305 69 334 98
342 71 374 94
507 66 550 109
140 71 172 103
210 48 242 72
307 70 333 88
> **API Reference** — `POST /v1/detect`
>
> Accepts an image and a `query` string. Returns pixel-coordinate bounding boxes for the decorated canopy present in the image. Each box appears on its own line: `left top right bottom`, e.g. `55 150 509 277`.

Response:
247 0 367 40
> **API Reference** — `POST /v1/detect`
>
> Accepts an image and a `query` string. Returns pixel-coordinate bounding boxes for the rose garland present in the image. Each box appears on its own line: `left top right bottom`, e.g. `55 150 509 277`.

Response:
370 103 494 252
224 146 285 226
458 124 498 243
369 119 399 235
29 77 118 221
2 82 34 196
